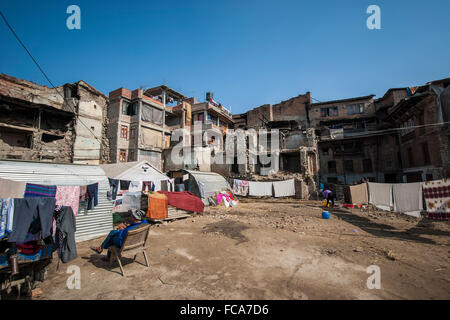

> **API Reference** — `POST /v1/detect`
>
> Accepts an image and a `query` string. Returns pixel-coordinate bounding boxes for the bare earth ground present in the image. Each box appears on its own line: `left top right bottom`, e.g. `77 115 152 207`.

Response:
35 198 449 300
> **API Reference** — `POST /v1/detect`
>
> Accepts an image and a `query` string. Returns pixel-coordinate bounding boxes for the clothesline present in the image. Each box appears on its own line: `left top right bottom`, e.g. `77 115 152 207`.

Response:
341 179 449 220
233 178 296 198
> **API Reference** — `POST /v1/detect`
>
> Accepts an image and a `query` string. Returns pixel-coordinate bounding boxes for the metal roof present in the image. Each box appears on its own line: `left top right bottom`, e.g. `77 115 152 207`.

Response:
0 160 113 243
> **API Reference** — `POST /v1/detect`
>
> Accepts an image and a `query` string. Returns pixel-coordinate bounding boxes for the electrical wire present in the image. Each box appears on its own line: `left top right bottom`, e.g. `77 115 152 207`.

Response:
0 9 103 145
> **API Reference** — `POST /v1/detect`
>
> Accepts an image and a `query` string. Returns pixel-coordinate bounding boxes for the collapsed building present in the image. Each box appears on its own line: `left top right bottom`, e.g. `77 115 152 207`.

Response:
0 74 109 164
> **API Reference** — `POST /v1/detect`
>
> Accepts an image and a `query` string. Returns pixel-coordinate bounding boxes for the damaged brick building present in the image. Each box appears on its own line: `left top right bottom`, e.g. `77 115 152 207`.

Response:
0 74 109 164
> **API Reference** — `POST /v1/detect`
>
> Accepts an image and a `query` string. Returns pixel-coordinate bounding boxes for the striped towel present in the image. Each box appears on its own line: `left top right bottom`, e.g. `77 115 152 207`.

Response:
24 183 57 198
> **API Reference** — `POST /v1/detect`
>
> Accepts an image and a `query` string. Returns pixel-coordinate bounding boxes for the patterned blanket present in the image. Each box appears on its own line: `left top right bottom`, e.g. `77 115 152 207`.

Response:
422 179 450 220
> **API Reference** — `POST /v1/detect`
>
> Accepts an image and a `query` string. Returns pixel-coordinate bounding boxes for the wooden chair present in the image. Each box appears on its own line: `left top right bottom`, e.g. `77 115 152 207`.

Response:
109 224 151 276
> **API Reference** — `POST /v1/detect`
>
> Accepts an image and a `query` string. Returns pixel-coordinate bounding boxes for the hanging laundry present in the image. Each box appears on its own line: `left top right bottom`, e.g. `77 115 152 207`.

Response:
233 179 249 196
55 206 77 263
343 185 352 204
120 180 131 191
273 179 295 198
79 185 87 201
393 182 423 218
108 178 119 200
423 179 450 220
248 181 273 197
55 186 80 216
86 183 99 211
9 197 56 243
0 177 26 198
0 198 9 239
24 183 57 198
142 181 153 192
349 183 368 205
6 198 14 234
128 181 141 192
368 182 393 211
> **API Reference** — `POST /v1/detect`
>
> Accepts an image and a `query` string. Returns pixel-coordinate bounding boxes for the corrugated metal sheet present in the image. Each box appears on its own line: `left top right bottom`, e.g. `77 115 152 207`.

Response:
0 160 113 243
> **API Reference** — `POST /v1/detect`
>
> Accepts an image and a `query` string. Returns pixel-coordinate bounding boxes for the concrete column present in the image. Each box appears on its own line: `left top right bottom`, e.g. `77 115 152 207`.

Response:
161 90 166 149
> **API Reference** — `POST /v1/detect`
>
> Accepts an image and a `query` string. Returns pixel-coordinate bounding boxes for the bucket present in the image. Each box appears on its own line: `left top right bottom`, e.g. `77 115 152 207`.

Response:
322 211 330 219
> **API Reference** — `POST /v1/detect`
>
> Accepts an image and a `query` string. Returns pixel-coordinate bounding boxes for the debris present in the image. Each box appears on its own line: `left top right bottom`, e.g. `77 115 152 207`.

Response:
353 246 363 253
32 288 44 298
385 250 397 261
352 229 358 233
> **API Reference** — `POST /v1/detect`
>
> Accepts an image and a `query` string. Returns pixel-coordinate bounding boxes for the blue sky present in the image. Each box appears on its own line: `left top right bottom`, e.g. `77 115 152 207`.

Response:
1 0 449 114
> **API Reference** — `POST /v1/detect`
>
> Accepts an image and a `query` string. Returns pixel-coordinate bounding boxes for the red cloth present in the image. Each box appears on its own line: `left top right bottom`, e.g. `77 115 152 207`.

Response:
157 191 204 213
17 241 43 255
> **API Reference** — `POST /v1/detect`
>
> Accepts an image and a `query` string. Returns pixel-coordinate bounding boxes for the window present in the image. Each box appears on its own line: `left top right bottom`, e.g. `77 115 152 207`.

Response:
128 150 135 161
346 103 364 115
422 143 430 165
120 125 128 139
130 127 136 139
401 118 415 136
141 104 162 125
122 101 138 116
320 107 338 117
407 147 414 167
119 150 127 162
344 160 354 173
363 159 373 172
328 161 336 173
122 101 129 115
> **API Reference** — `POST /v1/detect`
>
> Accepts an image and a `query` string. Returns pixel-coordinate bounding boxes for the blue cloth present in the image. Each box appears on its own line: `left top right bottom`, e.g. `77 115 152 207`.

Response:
87 183 98 210
101 220 149 250
108 178 119 200
0 199 8 239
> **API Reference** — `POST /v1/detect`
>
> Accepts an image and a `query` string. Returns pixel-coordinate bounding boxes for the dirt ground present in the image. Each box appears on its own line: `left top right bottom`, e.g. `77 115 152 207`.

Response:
34 198 449 300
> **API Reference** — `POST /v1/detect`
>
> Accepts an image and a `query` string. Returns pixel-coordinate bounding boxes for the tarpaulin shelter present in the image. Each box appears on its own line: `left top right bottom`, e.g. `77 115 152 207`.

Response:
166 169 231 205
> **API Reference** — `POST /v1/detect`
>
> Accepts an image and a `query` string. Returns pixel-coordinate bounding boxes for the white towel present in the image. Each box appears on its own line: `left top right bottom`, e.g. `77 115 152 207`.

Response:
393 182 423 217
273 179 295 197
368 182 393 211
249 181 273 197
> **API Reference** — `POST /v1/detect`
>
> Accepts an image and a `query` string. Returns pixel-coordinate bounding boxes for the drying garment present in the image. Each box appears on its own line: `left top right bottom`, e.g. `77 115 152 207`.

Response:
55 186 80 216
273 179 295 198
349 183 369 205
248 181 273 197
158 191 205 213
142 181 151 192
422 179 450 220
55 206 77 263
9 197 56 243
24 183 57 198
128 181 141 192
6 198 14 233
121 192 142 212
0 198 9 239
86 183 98 210
120 180 131 191
368 182 393 211
233 179 249 196
108 178 119 200
393 182 423 218
0 178 26 198
79 185 87 202
343 185 352 204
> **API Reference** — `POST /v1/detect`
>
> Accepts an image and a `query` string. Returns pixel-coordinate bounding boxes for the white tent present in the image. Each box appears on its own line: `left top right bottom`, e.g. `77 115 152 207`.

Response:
101 161 169 191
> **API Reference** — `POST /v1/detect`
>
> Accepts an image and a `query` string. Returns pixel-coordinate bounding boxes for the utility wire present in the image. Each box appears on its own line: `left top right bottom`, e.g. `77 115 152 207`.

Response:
0 9 103 145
